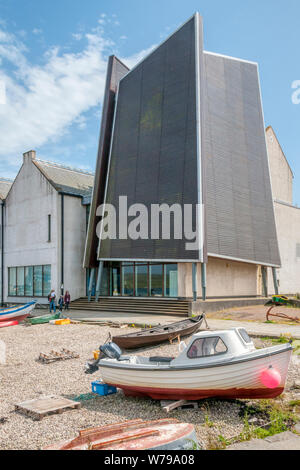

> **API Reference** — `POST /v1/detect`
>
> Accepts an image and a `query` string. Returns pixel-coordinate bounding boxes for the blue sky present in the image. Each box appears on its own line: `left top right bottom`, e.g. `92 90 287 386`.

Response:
0 0 299 202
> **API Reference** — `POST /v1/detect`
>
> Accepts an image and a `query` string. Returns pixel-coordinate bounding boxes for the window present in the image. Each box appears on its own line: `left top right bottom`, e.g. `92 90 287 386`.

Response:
296 243 300 258
238 328 252 344
17 267 25 296
164 264 178 297
48 215 51 242
43 265 51 296
34 266 43 296
8 265 51 297
25 267 33 296
149 264 163 296
122 263 134 296
8 267 16 296
187 337 227 359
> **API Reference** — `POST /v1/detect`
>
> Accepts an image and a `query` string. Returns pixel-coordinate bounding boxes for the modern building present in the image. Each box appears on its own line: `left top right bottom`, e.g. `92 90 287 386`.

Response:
2 150 94 305
84 13 281 304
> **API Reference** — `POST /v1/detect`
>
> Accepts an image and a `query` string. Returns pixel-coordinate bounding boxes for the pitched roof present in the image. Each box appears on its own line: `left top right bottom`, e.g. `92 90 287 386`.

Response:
33 159 94 197
0 178 13 200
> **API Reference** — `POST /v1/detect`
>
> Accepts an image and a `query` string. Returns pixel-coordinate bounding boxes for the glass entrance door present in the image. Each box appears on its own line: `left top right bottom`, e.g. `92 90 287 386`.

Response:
110 263 121 296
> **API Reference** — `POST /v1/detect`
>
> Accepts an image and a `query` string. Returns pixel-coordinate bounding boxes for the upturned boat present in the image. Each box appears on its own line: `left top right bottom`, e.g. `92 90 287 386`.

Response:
112 315 207 349
0 301 36 322
86 328 292 400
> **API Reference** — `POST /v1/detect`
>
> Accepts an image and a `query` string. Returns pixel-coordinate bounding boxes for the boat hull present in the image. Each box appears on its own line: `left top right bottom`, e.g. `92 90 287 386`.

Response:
99 348 292 401
112 316 204 349
0 302 36 322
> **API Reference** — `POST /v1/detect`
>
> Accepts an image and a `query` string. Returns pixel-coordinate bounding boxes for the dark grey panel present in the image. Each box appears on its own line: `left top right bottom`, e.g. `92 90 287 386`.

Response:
99 16 203 261
203 53 281 266
84 56 129 268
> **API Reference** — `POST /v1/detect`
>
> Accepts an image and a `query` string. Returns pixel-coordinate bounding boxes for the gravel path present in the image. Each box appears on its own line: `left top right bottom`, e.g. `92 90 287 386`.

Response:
0 323 298 450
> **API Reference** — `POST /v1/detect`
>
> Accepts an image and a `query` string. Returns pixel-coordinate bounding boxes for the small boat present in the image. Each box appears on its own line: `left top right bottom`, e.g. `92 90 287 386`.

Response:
86 328 292 400
29 312 60 325
0 301 36 323
44 418 199 450
112 315 207 349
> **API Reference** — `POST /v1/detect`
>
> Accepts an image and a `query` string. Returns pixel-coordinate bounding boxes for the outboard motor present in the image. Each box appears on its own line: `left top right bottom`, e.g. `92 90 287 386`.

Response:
99 342 122 360
84 342 122 374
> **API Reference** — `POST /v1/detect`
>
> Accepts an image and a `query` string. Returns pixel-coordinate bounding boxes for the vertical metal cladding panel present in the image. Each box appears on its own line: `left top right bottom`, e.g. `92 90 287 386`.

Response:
84 56 129 267
99 16 202 261
203 53 281 267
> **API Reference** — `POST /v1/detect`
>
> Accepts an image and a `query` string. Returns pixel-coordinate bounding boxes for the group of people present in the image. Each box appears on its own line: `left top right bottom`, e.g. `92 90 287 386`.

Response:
48 290 71 313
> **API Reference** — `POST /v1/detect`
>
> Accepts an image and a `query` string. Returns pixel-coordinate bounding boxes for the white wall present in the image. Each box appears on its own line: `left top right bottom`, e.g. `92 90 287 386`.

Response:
266 127 293 204
4 156 59 304
62 194 87 301
268 201 300 295
178 257 258 298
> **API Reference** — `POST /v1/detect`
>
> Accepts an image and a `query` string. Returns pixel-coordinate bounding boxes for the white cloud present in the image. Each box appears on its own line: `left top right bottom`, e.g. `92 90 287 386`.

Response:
32 28 43 35
0 24 156 171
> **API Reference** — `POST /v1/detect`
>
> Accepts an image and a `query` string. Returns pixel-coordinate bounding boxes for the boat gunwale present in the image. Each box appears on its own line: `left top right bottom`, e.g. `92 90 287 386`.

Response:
0 301 36 316
112 316 204 340
99 344 292 372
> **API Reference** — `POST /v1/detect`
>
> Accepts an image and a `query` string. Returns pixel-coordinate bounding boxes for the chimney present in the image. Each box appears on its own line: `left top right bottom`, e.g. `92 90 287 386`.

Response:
23 150 36 162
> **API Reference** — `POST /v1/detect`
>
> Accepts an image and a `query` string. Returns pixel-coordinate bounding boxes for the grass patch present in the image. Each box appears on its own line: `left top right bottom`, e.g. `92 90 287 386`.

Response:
260 335 292 345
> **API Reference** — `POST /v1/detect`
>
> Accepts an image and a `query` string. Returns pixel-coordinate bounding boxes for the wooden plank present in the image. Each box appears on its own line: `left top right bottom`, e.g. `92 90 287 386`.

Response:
92 429 159 449
161 400 198 412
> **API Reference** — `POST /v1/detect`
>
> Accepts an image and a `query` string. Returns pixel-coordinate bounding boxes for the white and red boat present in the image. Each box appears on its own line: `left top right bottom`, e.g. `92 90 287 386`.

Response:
86 328 292 400
0 301 36 323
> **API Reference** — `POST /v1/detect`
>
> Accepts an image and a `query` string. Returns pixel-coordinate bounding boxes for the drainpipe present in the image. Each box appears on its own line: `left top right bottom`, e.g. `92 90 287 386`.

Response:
61 194 64 296
88 268 95 302
95 261 103 302
261 266 268 297
192 263 197 301
201 263 207 301
1 201 4 307
272 267 279 295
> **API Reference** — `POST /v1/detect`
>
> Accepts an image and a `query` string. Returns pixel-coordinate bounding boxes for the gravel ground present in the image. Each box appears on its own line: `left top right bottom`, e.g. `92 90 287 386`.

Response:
0 323 299 450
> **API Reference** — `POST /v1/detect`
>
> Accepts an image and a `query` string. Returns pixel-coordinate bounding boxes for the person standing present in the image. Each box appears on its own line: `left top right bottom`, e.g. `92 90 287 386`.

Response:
48 289 56 313
64 291 70 311
58 295 64 313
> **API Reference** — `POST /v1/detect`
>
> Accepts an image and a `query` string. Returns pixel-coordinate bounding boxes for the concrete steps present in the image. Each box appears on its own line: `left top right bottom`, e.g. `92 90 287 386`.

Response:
70 297 190 316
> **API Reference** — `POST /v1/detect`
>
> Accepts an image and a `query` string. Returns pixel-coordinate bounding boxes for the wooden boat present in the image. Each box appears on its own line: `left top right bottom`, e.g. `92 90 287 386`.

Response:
112 315 206 349
0 301 36 323
89 328 292 401
44 418 199 450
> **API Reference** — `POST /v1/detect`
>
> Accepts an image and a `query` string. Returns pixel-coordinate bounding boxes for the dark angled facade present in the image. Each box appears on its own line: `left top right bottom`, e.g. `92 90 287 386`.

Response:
84 13 280 301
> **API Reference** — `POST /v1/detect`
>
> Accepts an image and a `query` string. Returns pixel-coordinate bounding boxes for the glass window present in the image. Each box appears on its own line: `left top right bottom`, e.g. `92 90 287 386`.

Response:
122 263 134 296
8 267 16 296
43 265 51 296
17 267 25 296
187 337 227 359
100 265 109 296
33 266 43 296
135 263 148 297
238 328 252 344
25 267 33 296
164 264 178 297
149 264 163 297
